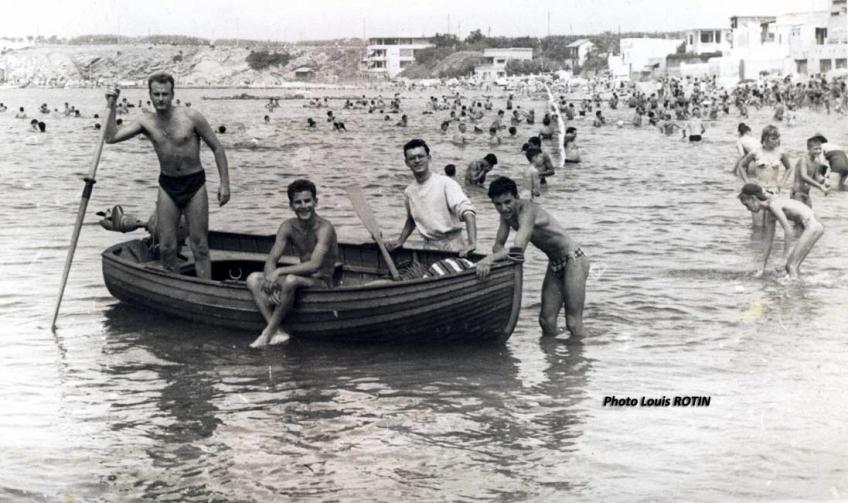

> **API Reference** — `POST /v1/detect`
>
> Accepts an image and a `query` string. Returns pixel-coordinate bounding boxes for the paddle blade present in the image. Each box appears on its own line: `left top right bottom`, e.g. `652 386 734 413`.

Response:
345 185 382 240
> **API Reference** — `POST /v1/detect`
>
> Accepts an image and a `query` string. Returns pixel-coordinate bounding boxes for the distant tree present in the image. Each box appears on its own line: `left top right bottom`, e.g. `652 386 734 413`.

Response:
505 57 562 76
246 49 291 70
431 33 460 48
465 29 484 45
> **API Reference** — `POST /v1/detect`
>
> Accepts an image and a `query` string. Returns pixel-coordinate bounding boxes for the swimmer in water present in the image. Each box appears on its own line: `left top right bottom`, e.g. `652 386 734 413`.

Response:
488 127 502 146
682 107 705 142
790 135 830 208
738 183 823 280
307 118 316 128
735 125 793 226
810 134 848 190
592 110 606 127
452 122 468 146
563 127 581 163
444 163 456 178
521 146 543 201
735 123 757 160
396 114 408 127
465 153 498 187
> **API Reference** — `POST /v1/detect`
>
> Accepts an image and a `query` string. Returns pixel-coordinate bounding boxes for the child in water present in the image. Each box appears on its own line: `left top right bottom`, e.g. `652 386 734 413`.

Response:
738 183 823 280
790 135 830 208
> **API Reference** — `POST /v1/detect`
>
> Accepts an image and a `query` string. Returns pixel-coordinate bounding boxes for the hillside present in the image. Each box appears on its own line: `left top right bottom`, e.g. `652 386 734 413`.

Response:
0 43 366 87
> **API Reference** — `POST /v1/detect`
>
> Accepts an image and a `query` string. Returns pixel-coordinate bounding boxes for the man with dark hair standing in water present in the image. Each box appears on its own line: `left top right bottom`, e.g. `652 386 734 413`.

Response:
104 72 230 279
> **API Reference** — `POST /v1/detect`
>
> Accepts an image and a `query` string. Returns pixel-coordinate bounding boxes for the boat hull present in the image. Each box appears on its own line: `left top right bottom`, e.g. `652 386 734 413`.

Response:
102 231 523 343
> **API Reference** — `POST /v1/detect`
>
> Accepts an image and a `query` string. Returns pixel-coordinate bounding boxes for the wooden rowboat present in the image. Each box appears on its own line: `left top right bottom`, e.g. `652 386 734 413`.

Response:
102 231 523 343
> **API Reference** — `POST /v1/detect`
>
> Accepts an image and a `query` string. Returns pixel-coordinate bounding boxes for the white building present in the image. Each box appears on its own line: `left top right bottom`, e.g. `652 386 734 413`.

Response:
474 48 533 80
566 39 595 67
363 36 433 79
724 2 847 79
684 28 731 54
617 38 683 79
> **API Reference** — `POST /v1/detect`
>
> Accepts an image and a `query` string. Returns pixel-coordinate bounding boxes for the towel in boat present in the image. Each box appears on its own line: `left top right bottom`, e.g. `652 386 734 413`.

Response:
422 257 475 278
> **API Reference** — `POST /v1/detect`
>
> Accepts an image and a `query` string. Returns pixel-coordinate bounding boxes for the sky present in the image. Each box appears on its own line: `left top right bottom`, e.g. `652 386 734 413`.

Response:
0 0 833 41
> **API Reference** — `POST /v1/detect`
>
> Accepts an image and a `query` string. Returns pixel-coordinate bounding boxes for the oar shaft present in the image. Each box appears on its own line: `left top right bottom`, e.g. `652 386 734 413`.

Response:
51 101 110 329
51 179 96 328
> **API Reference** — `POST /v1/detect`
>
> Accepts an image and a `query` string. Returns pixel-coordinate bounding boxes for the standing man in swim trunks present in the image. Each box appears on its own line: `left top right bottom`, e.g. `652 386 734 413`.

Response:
386 139 477 256
247 179 338 348
476 177 589 338
104 72 230 279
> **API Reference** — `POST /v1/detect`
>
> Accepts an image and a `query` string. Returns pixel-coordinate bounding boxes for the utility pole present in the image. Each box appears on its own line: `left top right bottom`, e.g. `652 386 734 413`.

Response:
448 14 451 36
547 11 551 38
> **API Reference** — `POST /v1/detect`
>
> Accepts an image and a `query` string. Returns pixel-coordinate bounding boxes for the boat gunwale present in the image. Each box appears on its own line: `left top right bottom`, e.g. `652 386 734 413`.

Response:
101 236 521 294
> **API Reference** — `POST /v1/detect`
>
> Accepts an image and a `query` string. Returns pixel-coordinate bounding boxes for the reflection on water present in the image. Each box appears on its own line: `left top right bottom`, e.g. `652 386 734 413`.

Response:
1 87 848 500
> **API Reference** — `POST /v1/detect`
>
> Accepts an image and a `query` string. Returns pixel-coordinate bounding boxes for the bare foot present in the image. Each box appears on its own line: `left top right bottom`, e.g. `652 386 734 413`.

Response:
268 331 291 345
786 264 800 280
249 332 271 348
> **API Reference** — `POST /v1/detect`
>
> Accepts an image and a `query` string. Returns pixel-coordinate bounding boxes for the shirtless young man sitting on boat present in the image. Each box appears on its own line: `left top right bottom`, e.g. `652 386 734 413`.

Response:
104 72 230 279
476 177 589 339
247 179 338 348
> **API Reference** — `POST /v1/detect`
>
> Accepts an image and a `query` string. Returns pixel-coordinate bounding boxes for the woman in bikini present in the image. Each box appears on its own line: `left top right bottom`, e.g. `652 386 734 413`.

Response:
735 125 793 227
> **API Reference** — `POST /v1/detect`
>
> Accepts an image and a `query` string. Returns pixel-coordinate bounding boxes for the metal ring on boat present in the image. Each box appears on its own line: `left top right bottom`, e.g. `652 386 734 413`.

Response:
228 267 243 280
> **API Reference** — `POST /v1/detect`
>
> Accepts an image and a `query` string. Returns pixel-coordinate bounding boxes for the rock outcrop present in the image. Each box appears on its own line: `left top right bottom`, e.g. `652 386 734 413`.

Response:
0 43 365 87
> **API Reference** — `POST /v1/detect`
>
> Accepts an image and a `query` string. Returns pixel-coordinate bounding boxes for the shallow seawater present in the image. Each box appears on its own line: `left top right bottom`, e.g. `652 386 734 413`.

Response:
1 86 848 501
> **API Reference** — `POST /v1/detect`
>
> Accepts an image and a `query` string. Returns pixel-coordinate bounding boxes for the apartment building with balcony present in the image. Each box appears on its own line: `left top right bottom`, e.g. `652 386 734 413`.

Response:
363 36 433 79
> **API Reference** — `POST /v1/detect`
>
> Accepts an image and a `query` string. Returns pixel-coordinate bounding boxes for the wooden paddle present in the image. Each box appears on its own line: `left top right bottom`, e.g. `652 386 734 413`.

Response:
51 96 113 329
345 185 400 280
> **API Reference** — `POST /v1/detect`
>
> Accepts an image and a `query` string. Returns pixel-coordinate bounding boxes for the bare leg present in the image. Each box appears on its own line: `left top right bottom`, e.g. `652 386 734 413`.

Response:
250 275 319 348
183 185 210 279
156 188 182 273
563 256 590 338
785 220 824 279
539 267 565 337
246 272 273 323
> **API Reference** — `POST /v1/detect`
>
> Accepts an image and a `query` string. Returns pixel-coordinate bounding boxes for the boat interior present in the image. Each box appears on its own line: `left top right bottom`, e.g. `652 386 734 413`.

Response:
107 231 485 288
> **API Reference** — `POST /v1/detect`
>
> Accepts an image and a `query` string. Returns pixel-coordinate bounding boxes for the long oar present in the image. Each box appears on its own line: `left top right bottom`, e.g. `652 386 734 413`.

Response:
51 102 111 329
345 185 400 280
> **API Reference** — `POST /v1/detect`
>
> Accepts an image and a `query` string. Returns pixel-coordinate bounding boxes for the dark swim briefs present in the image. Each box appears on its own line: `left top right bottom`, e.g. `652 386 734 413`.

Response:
159 170 206 209
689 135 702 142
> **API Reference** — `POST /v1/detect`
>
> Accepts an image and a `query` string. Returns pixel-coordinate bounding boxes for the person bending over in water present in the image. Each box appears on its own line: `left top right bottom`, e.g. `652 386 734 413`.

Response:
738 183 823 280
476 176 589 338
247 179 338 348
790 136 830 208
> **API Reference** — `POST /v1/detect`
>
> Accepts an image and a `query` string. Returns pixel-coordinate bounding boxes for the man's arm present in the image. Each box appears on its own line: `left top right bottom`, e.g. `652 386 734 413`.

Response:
192 110 230 206
459 211 477 257
270 224 335 279
386 213 415 252
476 217 511 279
262 224 291 289
104 88 144 144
